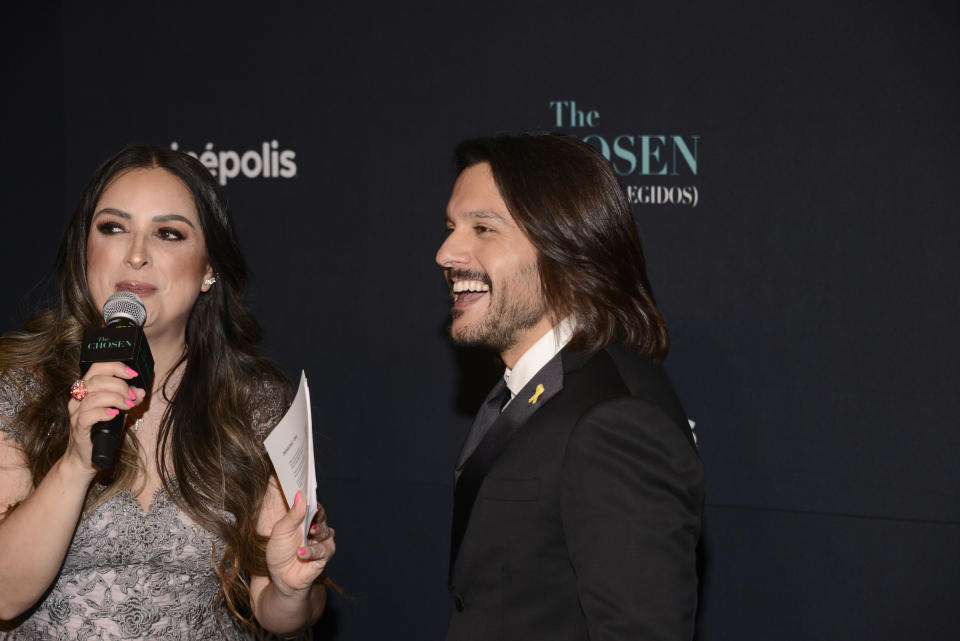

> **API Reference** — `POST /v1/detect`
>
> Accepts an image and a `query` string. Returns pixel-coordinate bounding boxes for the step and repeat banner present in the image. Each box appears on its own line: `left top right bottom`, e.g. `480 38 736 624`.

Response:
3 2 957 639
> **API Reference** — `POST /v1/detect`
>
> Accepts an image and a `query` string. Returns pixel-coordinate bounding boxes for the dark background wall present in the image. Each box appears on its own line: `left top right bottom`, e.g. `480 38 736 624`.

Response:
3 2 957 639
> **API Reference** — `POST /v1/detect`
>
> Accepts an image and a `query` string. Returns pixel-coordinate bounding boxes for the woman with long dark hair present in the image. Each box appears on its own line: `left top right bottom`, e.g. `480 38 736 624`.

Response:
0 146 333 638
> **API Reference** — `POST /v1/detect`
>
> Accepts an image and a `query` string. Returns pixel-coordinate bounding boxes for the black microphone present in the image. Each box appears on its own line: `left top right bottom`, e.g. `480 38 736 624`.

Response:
79 291 154 470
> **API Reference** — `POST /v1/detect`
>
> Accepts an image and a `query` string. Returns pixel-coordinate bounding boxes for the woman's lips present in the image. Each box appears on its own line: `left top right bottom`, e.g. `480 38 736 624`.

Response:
115 281 157 297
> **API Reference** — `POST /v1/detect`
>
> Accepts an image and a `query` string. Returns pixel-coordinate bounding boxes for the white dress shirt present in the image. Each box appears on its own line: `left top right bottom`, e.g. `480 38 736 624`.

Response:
502 317 575 409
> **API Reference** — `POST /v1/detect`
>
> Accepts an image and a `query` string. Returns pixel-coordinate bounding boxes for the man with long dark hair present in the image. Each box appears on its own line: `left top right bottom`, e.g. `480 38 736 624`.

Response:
437 133 703 640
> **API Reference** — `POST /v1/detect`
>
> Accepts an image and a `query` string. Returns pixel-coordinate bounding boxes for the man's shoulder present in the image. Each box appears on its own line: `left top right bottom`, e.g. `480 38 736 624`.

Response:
602 343 676 394
562 342 669 393
562 343 688 432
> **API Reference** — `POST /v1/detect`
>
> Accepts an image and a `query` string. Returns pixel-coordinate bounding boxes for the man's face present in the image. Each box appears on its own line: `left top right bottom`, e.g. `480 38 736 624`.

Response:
436 163 551 365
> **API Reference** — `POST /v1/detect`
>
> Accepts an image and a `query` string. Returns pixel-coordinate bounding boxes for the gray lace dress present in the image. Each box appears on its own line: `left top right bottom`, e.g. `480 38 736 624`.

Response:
0 370 287 640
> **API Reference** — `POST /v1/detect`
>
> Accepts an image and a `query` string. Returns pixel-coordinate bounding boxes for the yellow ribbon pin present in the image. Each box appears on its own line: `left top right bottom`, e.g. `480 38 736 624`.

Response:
528 383 545 404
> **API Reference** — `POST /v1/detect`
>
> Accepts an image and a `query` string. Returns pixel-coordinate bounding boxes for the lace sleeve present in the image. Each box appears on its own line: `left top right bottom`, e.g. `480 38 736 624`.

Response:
0 368 38 444
249 377 294 442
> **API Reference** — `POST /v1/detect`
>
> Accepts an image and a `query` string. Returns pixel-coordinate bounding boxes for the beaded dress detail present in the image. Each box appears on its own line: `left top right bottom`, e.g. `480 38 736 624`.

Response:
0 370 287 640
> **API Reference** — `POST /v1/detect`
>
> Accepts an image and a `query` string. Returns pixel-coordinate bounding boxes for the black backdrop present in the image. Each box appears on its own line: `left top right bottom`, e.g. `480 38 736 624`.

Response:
3 2 958 639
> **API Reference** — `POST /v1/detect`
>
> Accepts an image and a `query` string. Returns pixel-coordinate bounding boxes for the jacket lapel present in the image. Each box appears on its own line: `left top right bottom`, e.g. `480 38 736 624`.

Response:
449 352 567 578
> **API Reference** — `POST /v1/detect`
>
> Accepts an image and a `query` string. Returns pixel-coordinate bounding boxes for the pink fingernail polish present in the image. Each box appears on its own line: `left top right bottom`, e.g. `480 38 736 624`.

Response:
310 523 317 533
125 367 138 377
128 388 136 400
293 491 301 507
124 399 135 408
297 547 306 556
107 408 120 416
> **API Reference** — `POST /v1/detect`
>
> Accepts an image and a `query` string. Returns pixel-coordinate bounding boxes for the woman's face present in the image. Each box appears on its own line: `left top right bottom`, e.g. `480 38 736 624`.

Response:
86 167 214 344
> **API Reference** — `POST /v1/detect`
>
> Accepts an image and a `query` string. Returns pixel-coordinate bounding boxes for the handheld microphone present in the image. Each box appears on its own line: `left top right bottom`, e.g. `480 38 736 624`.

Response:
79 291 154 470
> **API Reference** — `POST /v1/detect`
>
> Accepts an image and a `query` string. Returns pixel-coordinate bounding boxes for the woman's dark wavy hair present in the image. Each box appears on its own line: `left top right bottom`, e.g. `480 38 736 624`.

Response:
0 145 292 624
454 132 670 363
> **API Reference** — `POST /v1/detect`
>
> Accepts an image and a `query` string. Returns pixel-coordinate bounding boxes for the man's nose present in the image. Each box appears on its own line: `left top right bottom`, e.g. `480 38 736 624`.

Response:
436 230 470 268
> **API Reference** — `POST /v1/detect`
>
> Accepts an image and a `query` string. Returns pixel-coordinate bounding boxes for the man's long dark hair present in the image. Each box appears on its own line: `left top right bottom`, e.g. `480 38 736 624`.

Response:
454 132 670 363
0 145 292 624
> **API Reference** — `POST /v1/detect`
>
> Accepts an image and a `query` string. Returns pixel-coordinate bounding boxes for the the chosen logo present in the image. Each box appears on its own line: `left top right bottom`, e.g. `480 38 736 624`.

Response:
86 336 134 350
549 100 700 207
170 140 298 186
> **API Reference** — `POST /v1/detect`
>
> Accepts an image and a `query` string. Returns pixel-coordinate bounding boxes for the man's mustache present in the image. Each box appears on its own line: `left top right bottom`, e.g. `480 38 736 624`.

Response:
444 269 493 289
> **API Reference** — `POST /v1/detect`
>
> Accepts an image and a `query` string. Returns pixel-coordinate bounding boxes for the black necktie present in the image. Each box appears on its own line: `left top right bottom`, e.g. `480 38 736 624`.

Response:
450 377 511 578
454 377 510 478
449 351 569 581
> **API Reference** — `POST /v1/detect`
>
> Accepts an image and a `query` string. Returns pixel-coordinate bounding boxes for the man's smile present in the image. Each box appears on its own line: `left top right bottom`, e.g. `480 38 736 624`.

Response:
446 270 492 307
451 279 490 304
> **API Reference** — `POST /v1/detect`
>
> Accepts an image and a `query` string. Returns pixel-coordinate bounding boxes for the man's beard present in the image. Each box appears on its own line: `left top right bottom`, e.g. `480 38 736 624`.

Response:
449 262 546 354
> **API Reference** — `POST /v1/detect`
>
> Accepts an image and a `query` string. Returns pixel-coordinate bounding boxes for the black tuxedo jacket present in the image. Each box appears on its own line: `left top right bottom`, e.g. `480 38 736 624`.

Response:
447 343 704 641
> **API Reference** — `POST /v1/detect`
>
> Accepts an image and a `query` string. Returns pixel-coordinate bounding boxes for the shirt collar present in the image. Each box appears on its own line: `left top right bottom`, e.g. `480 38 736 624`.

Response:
503 317 576 400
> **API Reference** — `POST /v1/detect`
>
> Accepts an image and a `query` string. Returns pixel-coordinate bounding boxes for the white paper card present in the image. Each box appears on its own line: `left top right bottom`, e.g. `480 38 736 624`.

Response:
264 371 318 542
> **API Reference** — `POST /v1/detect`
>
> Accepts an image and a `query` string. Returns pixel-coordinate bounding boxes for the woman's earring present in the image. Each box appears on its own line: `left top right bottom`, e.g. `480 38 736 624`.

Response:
203 277 217 287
